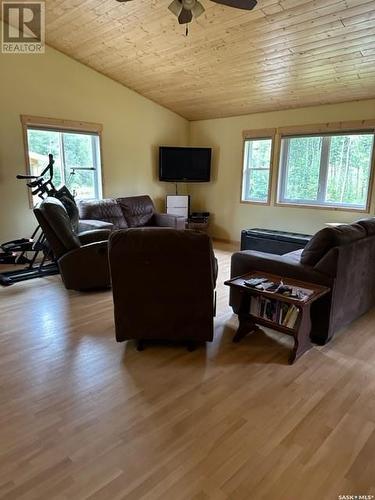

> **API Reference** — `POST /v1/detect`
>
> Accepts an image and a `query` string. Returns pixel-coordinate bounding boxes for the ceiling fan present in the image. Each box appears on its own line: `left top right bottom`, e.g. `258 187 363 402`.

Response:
115 0 257 26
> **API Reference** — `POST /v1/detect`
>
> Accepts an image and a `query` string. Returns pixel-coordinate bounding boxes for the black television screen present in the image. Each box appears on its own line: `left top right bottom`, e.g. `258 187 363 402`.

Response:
159 147 211 182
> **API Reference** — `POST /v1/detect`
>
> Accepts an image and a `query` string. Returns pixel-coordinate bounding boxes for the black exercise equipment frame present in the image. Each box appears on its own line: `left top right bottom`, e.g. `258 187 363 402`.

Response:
0 154 61 287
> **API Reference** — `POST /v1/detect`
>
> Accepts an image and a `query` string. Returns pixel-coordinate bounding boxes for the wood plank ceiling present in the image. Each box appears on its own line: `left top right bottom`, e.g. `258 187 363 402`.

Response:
45 0 375 120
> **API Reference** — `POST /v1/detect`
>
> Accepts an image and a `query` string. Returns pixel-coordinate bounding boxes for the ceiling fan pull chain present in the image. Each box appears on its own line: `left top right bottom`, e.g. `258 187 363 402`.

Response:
186 25 189 36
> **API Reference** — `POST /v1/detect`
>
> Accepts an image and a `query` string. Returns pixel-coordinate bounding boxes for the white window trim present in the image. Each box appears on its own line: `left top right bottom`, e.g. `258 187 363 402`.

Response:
21 115 104 207
241 129 276 205
277 131 375 212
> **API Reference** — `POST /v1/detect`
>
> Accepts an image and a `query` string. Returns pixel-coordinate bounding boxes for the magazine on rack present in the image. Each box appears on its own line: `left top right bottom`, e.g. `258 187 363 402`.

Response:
244 277 314 302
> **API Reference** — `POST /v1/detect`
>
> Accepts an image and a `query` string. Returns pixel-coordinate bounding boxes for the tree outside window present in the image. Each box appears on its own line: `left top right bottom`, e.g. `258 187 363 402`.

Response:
242 137 273 203
26 128 102 205
278 133 374 210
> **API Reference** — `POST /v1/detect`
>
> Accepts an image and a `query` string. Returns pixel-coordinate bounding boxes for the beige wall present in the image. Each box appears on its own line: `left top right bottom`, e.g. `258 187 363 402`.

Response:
189 100 375 242
0 47 189 242
1 46 375 245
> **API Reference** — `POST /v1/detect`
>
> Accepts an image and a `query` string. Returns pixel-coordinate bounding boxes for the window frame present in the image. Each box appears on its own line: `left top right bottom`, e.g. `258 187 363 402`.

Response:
20 115 104 208
240 128 276 206
276 129 375 213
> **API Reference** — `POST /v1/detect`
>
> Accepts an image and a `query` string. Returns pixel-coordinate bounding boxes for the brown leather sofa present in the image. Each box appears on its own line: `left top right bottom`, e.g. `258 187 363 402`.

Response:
109 228 217 350
59 192 114 233
230 219 375 345
78 195 186 230
34 197 111 291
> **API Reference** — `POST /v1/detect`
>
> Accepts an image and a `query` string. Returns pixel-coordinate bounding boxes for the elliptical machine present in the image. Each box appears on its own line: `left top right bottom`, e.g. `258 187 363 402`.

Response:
0 154 75 287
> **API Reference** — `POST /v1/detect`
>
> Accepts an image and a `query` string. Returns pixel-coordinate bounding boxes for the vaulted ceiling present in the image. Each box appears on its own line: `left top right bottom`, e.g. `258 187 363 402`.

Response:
45 0 375 120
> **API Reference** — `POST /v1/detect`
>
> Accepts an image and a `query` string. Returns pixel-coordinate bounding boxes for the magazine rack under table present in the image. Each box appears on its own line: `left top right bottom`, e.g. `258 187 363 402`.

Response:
224 272 330 364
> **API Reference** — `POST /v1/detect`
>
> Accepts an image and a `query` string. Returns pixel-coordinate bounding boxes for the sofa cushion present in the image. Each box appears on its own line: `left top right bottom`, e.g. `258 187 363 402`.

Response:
301 224 366 266
117 195 155 228
78 219 114 232
332 223 366 244
356 217 375 236
78 199 128 229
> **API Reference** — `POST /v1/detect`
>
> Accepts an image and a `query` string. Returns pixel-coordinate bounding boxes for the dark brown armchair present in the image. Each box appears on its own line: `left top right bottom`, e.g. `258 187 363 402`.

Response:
34 197 111 291
109 228 217 350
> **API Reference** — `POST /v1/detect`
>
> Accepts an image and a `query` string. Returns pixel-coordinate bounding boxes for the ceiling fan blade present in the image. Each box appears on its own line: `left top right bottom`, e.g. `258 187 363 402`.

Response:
192 0 205 18
209 0 257 10
168 0 183 17
178 7 193 24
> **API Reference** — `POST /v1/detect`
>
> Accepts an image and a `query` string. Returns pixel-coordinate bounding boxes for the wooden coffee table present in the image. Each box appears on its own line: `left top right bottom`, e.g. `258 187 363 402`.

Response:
225 272 330 364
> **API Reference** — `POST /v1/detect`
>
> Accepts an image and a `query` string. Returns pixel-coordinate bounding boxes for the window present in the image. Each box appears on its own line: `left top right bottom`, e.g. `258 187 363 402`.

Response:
22 116 103 205
278 132 375 210
241 135 274 203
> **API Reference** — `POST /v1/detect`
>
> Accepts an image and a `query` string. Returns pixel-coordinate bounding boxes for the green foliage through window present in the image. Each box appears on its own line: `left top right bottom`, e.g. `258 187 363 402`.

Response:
278 133 374 209
27 128 102 204
242 138 272 202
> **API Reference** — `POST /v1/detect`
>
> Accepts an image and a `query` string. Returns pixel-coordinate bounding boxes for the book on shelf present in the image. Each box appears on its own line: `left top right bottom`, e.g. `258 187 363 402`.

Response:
284 305 299 329
249 297 300 329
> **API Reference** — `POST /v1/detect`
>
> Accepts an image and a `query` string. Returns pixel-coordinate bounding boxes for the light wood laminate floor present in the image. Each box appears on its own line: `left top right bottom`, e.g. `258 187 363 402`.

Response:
1 242 375 500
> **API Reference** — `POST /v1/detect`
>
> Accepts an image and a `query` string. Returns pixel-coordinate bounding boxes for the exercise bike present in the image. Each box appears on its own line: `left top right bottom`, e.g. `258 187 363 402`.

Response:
0 154 75 287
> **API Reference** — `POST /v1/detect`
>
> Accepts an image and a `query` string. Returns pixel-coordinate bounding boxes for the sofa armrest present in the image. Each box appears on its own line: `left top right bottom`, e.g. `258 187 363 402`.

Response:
78 229 111 245
231 250 332 285
79 219 114 232
58 241 110 291
154 212 186 230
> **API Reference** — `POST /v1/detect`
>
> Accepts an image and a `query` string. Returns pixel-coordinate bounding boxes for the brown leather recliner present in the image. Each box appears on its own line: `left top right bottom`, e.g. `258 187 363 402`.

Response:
34 197 111 291
109 228 217 349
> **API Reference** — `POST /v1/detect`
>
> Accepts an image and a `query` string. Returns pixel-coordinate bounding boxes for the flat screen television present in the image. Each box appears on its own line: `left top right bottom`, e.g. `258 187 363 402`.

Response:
159 146 211 182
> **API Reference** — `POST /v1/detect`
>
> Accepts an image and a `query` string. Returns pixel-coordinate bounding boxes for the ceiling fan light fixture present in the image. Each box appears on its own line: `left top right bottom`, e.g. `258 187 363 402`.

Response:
178 7 193 24
118 0 257 29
